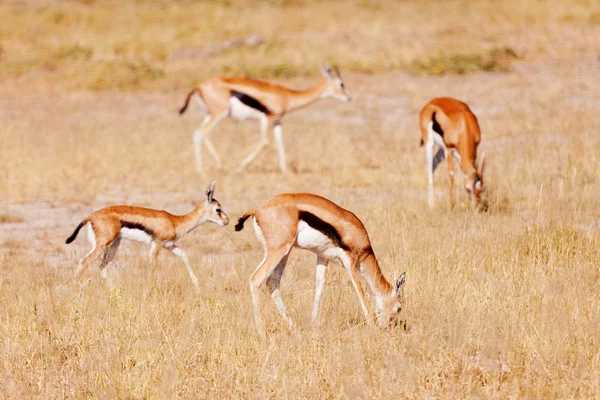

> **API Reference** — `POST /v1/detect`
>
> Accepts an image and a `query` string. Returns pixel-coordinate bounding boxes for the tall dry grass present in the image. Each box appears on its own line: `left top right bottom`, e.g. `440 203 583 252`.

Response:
1 0 600 398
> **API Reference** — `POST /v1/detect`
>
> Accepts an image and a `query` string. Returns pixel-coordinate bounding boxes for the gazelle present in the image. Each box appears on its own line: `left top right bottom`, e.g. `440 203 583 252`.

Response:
65 182 229 292
419 97 486 209
235 193 406 337
178 62 351 174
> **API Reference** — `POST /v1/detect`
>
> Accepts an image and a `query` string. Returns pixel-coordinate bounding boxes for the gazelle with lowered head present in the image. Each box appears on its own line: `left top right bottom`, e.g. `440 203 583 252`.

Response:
235 193 406 337
419 97 486 209
179 62 351 174
65 182 229 292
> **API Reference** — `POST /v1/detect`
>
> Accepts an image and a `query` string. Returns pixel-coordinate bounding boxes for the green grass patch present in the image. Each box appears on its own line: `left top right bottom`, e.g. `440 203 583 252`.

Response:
54 44 93 61
0 213 24 224
84 60 165 90
405 46 520 76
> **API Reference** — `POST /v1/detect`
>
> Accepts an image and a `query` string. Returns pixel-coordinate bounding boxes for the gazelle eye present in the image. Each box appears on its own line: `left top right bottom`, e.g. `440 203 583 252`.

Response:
216 208 221 213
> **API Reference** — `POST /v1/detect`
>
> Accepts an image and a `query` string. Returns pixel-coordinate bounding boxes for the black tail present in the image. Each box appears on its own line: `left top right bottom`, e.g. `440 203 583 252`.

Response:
235 214 252 231
66 221 86 244
179 89 198 115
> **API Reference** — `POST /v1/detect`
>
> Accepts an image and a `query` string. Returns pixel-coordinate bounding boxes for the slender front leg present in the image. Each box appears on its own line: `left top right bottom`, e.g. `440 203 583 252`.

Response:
273 122 286 173
167 245 200 293
341 255 371 325
149 240 161 262
236 116 272 173
311 256 327 325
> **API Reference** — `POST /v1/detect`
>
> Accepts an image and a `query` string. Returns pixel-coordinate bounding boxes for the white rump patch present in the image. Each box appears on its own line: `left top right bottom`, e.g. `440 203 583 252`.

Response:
120 228 152 244
229 97 265 121
87 223 96 249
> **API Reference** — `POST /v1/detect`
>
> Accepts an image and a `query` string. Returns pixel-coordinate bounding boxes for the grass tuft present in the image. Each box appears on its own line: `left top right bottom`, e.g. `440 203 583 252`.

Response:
405 47 520 76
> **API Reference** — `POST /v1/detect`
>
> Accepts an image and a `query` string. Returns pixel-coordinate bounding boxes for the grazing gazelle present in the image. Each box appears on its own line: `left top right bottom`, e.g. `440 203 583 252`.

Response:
419 97 486 209
178 62 351 174
235 193 406 337
65 182 229 292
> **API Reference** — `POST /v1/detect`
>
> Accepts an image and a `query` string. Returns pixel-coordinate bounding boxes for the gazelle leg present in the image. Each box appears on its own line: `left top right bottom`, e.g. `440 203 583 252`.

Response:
425 139 435 209
341 255 371 325
265 254 293 330
166 245 200 294
100 236 121 286
273 121 286 173
311 256 327 325
149 240 161 262
193 111 227 173
76 224 100 278
236 116 272 173
249 245 293 337
446 150 455 209
203 138 223 171
193 116 210 173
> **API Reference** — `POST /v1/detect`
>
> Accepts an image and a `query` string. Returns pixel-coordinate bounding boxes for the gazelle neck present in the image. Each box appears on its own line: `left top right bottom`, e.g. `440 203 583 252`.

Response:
176 203 207 236
286 78 329 113
360 253 394 312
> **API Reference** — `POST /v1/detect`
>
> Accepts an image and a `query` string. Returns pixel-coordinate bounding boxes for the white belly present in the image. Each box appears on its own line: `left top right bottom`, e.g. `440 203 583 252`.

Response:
295 221 342 261
229 97 265 121
120 228 152 244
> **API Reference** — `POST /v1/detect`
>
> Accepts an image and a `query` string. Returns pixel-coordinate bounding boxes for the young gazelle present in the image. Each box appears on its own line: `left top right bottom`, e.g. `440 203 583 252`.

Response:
65 182 229 292
419 97 486 209
178 62 351 174
235 193 406 337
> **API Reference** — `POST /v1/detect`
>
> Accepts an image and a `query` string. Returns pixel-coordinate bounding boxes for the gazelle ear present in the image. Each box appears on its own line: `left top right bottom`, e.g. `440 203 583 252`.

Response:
392 272 406 298
205 181 216 202
477 152 486 176
333 65 341 78
319 61 333 79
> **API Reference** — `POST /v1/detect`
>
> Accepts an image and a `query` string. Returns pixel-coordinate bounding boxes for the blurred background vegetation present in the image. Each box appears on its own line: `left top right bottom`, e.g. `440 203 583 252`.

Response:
1 0 597 91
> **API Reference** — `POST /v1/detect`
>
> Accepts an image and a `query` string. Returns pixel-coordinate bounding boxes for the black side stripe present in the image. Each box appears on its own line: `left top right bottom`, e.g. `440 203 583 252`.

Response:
431 111 444 137
120 221 154 237
299 211 350 251
230 90 271 115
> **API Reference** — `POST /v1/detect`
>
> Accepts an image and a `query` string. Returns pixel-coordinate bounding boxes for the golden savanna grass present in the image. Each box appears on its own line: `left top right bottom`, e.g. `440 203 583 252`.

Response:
1 0 600 397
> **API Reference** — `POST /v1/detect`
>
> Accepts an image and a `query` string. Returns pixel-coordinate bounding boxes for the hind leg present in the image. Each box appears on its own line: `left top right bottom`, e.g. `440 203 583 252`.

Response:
265 254 293 330
99 236 121 286
249 245 294 337
193 111 228 173
76 224 100 278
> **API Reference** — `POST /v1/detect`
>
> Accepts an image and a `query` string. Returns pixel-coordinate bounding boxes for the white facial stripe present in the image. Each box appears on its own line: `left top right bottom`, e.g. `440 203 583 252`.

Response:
120 227 153 244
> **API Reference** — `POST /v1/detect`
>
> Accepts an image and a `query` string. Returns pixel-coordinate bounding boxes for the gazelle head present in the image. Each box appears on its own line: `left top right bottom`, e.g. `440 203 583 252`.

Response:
465 152 486 204
378 272 406 328
202 181 230 227
319 62 352 102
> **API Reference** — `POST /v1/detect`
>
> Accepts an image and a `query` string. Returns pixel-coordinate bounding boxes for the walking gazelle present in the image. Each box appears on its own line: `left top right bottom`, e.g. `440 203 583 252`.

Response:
178 62 351 174
65 182 229 292
419 97 486 209
235 193 406 337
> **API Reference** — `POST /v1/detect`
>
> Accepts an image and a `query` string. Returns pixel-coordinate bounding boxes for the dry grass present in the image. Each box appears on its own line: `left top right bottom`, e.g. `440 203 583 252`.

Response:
1 0 598 90
1 0 600 398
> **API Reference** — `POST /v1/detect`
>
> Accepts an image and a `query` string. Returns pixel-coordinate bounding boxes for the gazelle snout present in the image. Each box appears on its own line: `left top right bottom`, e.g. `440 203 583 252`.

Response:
208 202 229 227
